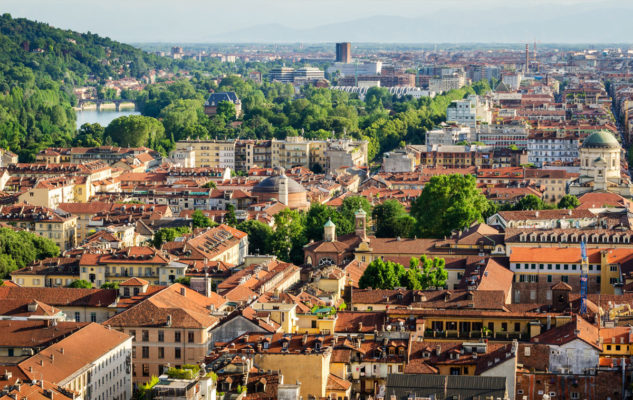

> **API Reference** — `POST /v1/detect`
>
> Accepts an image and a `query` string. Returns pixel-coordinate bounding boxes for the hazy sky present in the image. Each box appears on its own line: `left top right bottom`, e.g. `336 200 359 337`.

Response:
3 0 632 43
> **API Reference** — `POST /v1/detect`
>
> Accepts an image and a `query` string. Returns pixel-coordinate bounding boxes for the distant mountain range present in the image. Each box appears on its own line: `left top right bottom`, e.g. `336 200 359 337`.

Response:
203 6 633 44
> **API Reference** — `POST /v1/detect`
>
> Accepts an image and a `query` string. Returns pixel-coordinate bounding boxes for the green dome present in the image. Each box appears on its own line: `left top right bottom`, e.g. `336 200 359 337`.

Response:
582 131 620 149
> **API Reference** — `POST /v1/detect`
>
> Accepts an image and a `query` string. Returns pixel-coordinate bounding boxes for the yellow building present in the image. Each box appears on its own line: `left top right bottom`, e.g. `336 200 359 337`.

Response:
0 203 77 251
600 327 633 359
174 140 235 169
79 246 187 287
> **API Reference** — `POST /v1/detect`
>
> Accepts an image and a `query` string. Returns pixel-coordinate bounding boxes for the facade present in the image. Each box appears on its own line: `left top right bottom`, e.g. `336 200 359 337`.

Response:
105 284 222 384
527 134 580 167
382 150 416 173
425 125 472 146
19 323 133 400
168 146 196 168
446 95 492 128
477 122 530 149
174 140 236 169
429 73 467 93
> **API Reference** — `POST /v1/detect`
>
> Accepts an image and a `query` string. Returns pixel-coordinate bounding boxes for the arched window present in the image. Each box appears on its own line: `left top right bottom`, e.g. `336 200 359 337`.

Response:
318 257 335 267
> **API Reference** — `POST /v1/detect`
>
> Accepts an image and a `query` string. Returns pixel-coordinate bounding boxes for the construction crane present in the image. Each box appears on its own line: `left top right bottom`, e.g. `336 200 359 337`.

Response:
580 241 589 315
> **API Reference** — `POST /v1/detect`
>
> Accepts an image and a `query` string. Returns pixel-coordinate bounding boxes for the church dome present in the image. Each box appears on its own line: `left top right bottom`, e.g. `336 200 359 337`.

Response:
252 175 306 194
582 131 620 149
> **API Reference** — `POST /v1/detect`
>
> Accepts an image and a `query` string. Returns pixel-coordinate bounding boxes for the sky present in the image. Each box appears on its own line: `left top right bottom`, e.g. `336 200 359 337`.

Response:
2 0 632 43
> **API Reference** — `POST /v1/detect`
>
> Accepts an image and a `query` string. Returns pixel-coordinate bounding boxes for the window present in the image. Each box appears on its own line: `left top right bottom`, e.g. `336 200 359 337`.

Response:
571 393 579 399
188 331 195 343
158 347 164 359
616 345 621 351
514 322 520 332
607 345 612 350
142 347 149 358
175 331 181 343
555 264 561 270
501 322 508 332
564 264 569 270
142 330 149 342
132 346 136 358
158 331 164 342
90 312 97 322
561 276 568 283
611 265 618 272
142 364 149 377
175 348 181 359
75 312 81 322
610 278 618 284
547 275 552 283
130 330 136 341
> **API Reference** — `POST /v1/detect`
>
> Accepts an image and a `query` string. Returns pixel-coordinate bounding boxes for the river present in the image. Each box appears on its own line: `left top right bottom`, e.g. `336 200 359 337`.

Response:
75 109 140 129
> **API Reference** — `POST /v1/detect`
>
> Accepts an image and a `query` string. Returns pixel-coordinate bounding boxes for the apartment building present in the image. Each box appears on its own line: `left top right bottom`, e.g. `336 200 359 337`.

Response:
19 323 133 400
105 284 223 384
0 203 77 251
174 140 235 169
446 95 492 128
78 246 187 287
527 133 580 167
429 72 468 93
18 177 76 209
477 121 530 149
425 125 473 146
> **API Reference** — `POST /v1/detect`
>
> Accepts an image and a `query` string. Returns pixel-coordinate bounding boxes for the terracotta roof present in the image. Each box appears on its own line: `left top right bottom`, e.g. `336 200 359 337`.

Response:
326 374 351 391
119 277 149 286
0 320 86 348
0 287 117 308
335 311 386 333
20 323 131 384
105 284 222 329
531 315 601 350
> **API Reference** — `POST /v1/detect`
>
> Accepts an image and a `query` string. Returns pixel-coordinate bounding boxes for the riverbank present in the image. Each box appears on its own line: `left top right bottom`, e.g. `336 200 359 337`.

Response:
72 101 136 112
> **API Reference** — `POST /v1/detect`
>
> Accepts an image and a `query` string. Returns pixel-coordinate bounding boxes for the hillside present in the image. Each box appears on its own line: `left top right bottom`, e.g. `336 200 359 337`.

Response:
0 13 182 161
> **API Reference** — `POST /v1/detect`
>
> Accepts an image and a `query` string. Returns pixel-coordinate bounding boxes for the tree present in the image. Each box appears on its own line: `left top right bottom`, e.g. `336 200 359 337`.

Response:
224 204 237 227
0 228 59 278
340 196 372 223
237 220 274 255
305 203 352 242
372 199 412 238
411 174 490 238
271 208 307 264
152 226 190 248
101 282 119 289
358 258 405 290
104 115 165 147
175 276 191 286
192 210 216 229
514 194 544 211
409 255 448 289
202 181 217 189
216 101 237 121
558 194 580 210
68 280 92 289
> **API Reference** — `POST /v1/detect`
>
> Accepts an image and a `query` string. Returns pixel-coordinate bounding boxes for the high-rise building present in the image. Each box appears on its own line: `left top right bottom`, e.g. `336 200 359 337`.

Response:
335 42 351 63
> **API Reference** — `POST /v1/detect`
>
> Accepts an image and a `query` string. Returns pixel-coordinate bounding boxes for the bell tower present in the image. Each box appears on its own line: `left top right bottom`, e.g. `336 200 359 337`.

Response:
324 219 336 242
355 208 367 240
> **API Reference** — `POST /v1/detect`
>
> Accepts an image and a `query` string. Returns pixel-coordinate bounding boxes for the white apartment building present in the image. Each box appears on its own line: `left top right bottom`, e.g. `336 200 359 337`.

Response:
327 62 382 77
429 73 467 93
501 72 523 91
446 95 492 128
425 125 473 146
527 135 580 167
477 122 529 149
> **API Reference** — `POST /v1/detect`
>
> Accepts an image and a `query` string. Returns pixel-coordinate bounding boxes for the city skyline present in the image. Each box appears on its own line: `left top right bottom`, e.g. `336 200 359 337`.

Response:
4 0 633 43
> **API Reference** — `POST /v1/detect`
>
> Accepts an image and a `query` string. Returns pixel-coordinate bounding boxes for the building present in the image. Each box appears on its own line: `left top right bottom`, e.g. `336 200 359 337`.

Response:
269 67 296 83
292 67 325 84
0 203 77 251
477 121 530 149
19 322 133 400
386 374 508 400
527 133 580 167
425 125 473 146
203 92 242 117
168 146 196 168
105 284 223 384
78 246 187 287
382 150 416 173
174 140 236 169
429 72 467 93
446 95 492 128
162 224 249 266
568 130 632 197
18 177 76 209
335 42 351 63
327 62 382 78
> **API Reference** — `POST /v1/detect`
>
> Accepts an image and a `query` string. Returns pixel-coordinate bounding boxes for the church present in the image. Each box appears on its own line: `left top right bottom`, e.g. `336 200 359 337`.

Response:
568 130 633 197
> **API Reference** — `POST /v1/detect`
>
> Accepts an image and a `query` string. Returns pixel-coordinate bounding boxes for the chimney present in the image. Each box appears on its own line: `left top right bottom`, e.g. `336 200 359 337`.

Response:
302 334 308 345
60 348 64 355
435 345 441 356
358 322 363 331
180 287 186 296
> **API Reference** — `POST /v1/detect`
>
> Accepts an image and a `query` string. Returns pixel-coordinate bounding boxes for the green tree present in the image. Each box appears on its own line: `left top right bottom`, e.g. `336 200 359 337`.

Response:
340 196 372 223
358 258 405 290
558 194 580 210
101 282 119 289
68 280 92 289
237 220 274 255
152 226 190 248
514 194 544 211
192 210 216 229
411 174 490 238
305 203 353 242
105 115 165 147
409 255 448 289
372 199 413 238
0 228 59 278
216 101 237 121
271 208 307 264
224 204 237 227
